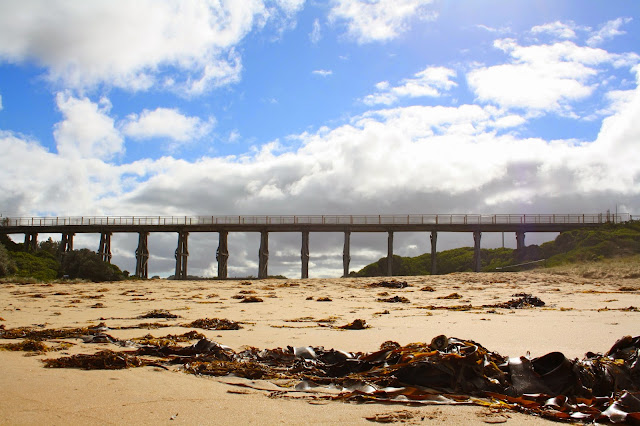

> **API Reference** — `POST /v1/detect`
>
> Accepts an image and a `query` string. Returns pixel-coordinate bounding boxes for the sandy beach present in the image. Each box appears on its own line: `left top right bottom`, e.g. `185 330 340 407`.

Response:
1 265 639 425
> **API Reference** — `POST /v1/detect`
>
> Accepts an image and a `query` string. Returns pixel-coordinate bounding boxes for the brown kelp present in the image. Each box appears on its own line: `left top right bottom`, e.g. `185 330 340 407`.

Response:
30 334 640 423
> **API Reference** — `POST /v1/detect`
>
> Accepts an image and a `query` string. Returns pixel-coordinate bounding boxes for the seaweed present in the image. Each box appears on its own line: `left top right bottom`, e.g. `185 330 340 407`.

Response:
316 297 332 302
437 292 463 299
368 280 410 289
486 293 545 309
182 318 242 330
377 296 410 303
138 309 179 319
31 333 640 422
43 350 151 369
338 319 369 330
240 296 263 303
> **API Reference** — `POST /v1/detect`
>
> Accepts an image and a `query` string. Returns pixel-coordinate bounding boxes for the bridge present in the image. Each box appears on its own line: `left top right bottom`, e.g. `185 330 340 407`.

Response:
0 213 632 279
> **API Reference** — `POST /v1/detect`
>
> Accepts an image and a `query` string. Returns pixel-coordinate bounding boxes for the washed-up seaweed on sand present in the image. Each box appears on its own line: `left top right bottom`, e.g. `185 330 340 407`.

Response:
37 334 640 423
181 318 242 330
368 280 410 289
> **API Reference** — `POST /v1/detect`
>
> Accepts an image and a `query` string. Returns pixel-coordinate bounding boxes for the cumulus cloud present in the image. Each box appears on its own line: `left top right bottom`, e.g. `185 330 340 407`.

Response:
467 38 634 115
587 17 632 46
328 0 437 44
362 66 457 105
0 1 302 94
53 92 123 160
121 108 215 144
531 21 579 39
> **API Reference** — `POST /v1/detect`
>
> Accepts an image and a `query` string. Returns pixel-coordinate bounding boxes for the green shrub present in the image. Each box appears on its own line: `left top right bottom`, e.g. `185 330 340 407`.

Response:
61 249 125 282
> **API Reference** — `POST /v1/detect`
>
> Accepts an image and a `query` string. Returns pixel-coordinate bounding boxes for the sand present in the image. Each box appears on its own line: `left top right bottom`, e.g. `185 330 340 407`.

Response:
1 267 639 425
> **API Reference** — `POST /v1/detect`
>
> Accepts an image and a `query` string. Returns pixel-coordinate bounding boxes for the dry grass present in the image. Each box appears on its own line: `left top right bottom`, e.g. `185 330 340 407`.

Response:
543 255 640 280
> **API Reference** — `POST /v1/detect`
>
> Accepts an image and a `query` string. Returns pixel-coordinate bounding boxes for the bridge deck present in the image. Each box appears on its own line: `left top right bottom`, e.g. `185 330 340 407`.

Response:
0 213 625 234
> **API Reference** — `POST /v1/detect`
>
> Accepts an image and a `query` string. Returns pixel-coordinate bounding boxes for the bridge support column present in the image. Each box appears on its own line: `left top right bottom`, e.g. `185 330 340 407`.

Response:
258 231 269 279
24 233 38 252
216 231 229 279
342 231 351 277
430 231 438 275
60 233 74 257
301 231 309 279
135 232 149 279
387 231 394 276
516 231 525 251
98 232 112 263
174 231 189 280
473 231 482 272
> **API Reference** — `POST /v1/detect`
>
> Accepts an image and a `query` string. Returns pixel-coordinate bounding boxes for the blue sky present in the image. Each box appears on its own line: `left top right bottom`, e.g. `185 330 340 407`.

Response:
1 0 639 277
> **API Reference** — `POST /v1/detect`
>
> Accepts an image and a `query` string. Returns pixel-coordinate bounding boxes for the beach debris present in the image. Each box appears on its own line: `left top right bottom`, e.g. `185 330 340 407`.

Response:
338 319 369 330
437 292 463 299
368 280 410 289
138 309 179 319
43 350 152 370
182 318 242 330
240 296 263 303
32 332 640 423
377 295 410 303
618 286 637 292
132 331 207 346
306 296 314 300
0 323 112 341
0 339 51 352
487 293 545 309
240 281 252 286
420 286 435 292
316 297 332 302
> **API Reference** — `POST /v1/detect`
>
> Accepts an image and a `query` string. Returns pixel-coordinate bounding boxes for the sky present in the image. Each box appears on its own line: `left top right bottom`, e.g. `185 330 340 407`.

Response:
1 0 639 278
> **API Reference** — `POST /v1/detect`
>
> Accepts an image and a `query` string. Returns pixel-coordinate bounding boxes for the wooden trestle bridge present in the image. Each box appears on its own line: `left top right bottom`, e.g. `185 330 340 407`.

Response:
0 213 631 279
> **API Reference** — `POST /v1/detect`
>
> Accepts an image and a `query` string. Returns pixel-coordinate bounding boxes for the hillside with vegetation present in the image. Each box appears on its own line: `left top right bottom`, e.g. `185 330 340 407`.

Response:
0 234 127 282
351 221 640 277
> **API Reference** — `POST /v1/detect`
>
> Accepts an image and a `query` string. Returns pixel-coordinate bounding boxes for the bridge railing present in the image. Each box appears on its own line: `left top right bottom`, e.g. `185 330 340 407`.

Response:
0 213 631 227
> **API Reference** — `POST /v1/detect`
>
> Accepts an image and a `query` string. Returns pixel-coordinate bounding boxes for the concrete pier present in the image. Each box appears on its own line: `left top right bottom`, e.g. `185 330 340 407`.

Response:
60 233 74 256
301 231 309 279
217 231 229 279
174 231 189 279
343 231 351 277
135 232 149 279
430 231 437 275
387 231 394 276
24 233 37 252
97 232 112 263
516 231 525 250
473 230 482 272
258 231 269 279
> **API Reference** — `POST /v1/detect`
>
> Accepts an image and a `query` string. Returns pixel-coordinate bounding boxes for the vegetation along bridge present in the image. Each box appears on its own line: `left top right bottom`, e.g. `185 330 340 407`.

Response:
0 213 632 279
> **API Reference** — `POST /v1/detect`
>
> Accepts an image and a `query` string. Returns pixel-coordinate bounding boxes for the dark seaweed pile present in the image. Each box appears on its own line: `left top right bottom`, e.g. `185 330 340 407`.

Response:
38 334 640 423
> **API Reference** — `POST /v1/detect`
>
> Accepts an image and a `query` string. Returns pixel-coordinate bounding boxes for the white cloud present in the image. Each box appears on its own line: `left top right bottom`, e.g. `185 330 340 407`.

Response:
122 108 214 143
53 92 123 160
310 18 321 43
0 1 302 94
587 17 632 46
328 0 437 44
312 69 333 77
363 66 456 105
467 39 630 114
531 21 578 39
